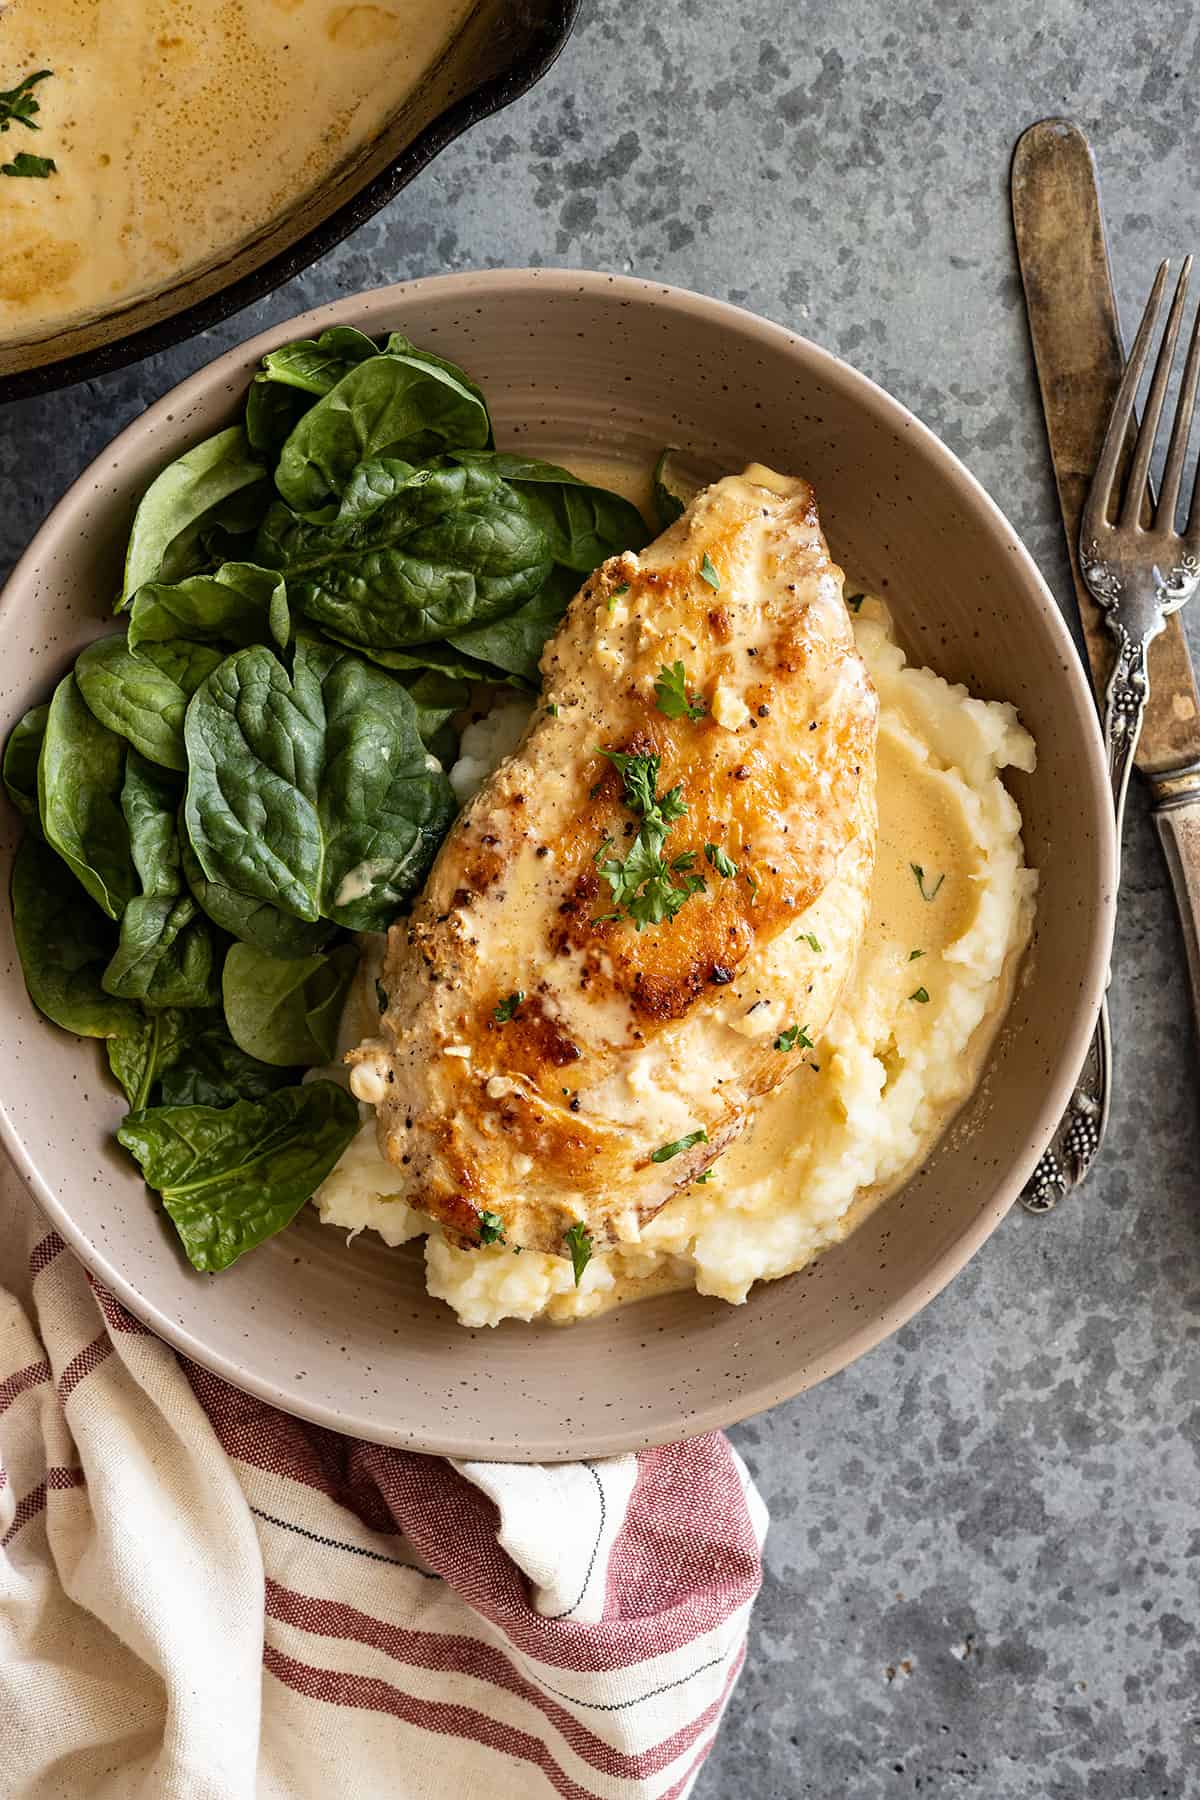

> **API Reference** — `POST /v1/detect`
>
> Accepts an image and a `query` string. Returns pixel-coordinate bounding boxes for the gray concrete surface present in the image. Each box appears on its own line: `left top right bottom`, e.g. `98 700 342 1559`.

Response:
2 2 1198 1794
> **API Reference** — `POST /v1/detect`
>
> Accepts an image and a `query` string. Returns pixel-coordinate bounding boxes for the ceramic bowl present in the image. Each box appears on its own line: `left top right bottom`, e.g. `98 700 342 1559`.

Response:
0 271 1116 1459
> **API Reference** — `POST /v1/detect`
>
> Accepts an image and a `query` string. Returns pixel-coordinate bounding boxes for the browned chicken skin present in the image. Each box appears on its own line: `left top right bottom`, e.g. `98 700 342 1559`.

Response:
348 466 878 1256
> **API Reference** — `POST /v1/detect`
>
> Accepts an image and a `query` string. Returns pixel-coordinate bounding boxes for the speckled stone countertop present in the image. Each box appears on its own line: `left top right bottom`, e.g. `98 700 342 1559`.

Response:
2 3 1198 1794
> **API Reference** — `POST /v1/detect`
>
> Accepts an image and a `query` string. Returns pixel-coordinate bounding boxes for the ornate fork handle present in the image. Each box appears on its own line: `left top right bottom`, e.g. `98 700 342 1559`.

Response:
1021 547 1198 1213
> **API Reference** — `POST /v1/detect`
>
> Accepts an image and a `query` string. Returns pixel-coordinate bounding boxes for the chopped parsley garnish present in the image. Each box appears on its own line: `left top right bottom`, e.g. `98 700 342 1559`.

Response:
607 581 630 611
705 842 738 878
799 932 822 952
0 69 52 134
910 863 945 902
563 1222 592 1284
908 948 926 962
909 986 931 1004
650 1128 709 1163
547 703 559 717
594 749 704 930
694 1169 714 1184
493 990 525 1023
654 660 706 722
375 978 388 1013
478 1210 506 1245
845 592 864 613
698 553 721 591
774 1024 814 1053
745 871 759 905
2 150 55 178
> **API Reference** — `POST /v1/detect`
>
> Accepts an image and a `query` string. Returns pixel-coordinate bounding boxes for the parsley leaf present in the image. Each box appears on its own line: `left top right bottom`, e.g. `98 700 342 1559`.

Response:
607 581 630 612
654 660 706 722
799 931 822 952
563 1221 592 1284
0 70 52 134
2 151 55 178
478 1210 506 1245
909 986 931 1004
908 948 925 962
493 990 524 1023
694 1169 714 1185
845 592 864 613
594 749 703 931
910 863 945 902
705 842 737 878
698 553 721 591
774 1024 814 1052
650 1128 708 1163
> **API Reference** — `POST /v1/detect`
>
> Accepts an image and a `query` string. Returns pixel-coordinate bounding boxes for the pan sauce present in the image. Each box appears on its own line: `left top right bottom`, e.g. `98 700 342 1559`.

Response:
0 0 472 344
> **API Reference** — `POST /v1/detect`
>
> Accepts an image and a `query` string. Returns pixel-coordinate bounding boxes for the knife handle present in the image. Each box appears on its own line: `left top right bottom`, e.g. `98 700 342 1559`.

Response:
1150 764 1200 1051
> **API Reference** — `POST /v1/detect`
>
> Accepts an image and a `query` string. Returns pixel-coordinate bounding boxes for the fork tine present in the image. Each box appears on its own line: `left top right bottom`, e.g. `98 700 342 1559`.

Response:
1082 260 1168 543
1159 278 1200 529
1121 257 1192 527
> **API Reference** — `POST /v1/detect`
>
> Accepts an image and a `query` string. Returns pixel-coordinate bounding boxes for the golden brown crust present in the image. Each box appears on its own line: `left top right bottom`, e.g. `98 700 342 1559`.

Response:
349 468 879 1256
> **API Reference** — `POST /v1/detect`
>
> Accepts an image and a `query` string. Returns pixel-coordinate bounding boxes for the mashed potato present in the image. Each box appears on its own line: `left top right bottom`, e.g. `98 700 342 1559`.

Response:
314 599 1037 1327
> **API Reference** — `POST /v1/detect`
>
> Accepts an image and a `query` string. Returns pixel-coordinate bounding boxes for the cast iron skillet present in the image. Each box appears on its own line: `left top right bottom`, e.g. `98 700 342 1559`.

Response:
0 0 579 403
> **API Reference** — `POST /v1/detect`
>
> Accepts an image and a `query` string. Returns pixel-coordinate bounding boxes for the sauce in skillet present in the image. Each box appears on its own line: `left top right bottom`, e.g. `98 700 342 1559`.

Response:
0 0 473 343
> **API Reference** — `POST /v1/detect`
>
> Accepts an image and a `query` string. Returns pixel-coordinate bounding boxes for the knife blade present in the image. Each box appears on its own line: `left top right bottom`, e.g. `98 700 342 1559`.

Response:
1011 116 1200 775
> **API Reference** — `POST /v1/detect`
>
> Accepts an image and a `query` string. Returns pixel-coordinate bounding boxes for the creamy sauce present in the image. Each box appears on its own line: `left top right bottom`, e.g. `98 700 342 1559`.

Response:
0 0 472 343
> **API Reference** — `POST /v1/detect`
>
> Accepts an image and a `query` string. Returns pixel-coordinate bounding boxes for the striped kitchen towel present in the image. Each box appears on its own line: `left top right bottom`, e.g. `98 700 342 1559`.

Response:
0 1167 766 1800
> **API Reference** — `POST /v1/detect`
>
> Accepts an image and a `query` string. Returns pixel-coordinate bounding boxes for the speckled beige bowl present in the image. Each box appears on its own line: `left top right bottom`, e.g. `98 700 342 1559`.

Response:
0 272 1116 1460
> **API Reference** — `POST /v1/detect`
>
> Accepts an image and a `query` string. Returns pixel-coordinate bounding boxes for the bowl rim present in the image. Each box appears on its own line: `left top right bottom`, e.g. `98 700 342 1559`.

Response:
0 1 580 404
0 269 1118 1453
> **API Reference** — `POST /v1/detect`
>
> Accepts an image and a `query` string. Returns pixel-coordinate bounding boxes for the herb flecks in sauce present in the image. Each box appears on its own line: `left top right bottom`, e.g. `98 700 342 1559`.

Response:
910 862 946 903
594 750 704 931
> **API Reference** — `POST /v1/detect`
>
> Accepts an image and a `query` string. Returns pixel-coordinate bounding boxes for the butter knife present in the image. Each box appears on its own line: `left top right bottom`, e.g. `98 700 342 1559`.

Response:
1011 118 1200 1208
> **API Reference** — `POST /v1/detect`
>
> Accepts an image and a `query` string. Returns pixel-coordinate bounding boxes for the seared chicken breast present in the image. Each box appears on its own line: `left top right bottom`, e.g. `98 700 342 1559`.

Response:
349 466 878 1256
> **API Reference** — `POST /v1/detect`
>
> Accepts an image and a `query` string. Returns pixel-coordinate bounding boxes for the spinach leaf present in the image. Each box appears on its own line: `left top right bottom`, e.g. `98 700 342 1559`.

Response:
10 833 140 1039
222 941 357 1067
120 426 268 606
180 832 333 959
101 755 219 1009
106 1007 189 1110
258 479 551 649
3 702 47 822
448 564 577 685
38 673 136 919
245 378 310 460
381 334 493 441
401 669 470 743
257 324 382 396
76 635 224 772
652 447 688 529
158 1009 292 1108
116 1081 359 1272
184 637 456 929
273 354 491 517
127 562 289 654
460 453 650 571
330 634 514 687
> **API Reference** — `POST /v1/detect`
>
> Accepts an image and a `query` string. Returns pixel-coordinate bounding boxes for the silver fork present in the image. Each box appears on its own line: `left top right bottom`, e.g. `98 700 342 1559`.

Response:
1022 258 1200 1212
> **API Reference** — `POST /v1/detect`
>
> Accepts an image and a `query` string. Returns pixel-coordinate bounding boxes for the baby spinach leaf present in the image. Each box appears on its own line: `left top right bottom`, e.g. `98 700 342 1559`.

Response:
331 635 515 687
116 1081 360 1272
401 670 470 743
257 324 382 396
10 833 139 1039
382 334 493 438
264 483 552 649
273 354 491 517
460 453 650 571
245 378 310 460
120 426 268 607
101 755 219 1009
158 1009 292 1109
38 673 136 919
448 564 577 684
76 635 224 772
106 1007 189 1110
185 637 456 930
127 562 289 653
180 832 332 959
3 702 47 822
222 941 358 1067
652 447 688 529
